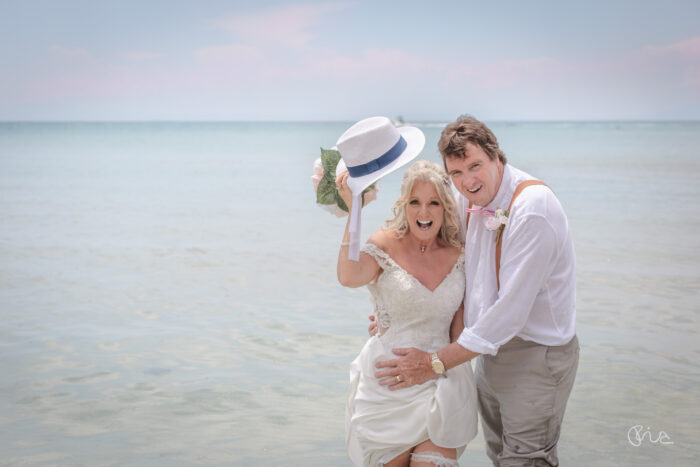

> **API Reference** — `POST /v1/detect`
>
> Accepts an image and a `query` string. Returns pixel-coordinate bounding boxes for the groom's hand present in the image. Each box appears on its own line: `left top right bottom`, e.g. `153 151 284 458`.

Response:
375 348 434 390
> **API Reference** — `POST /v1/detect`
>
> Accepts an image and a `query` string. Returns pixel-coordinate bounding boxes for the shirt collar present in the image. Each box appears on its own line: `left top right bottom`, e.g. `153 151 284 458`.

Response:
484 163 512 211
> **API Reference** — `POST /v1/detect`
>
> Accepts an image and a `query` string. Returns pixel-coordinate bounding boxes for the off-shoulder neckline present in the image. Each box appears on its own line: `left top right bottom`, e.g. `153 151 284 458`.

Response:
363 243 464 293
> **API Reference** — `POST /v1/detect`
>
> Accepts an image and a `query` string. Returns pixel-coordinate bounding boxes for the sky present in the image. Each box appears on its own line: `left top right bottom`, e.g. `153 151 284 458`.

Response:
1 0 699 121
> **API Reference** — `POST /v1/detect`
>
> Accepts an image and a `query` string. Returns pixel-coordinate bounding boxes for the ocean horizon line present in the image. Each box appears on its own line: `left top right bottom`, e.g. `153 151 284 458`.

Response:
1 119 699 125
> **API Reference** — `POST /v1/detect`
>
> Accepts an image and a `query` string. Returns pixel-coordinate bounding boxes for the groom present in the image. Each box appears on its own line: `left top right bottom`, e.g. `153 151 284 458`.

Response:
375 115 579 466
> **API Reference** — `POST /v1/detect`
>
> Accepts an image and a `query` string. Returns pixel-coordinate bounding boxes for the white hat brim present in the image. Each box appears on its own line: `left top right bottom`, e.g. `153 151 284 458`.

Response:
335 125 425 195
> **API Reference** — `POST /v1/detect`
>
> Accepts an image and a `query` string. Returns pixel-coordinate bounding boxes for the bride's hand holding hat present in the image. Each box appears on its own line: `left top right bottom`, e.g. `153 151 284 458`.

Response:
335 116 425 261
335 170 353 210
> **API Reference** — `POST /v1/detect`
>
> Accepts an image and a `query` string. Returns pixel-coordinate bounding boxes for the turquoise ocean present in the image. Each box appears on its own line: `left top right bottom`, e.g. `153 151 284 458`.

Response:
1 121 699 465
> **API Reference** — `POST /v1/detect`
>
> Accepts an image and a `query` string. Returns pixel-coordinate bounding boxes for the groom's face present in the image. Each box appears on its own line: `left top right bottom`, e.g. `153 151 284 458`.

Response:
445 142 503 207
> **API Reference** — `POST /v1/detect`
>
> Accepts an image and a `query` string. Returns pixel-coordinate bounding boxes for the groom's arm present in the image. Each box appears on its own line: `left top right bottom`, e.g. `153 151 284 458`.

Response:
439 341 480 371
457 211 561 355
375 342 480 390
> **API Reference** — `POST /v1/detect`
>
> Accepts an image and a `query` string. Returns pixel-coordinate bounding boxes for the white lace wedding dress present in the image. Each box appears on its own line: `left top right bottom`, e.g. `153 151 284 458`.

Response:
346 243 478 466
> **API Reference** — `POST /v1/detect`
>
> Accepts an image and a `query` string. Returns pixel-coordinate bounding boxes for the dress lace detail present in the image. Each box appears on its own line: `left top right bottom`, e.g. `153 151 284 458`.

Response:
360 242 465 352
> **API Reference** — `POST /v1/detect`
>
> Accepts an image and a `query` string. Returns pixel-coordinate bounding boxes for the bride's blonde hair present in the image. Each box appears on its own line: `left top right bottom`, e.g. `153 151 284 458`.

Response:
385 160 462 248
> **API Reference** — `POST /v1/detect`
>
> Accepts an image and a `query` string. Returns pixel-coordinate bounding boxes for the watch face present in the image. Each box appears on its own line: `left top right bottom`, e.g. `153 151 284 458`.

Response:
431 358 445 374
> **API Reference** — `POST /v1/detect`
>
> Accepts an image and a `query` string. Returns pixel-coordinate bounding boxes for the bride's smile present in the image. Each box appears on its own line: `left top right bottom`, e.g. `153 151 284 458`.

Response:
417 219 433 230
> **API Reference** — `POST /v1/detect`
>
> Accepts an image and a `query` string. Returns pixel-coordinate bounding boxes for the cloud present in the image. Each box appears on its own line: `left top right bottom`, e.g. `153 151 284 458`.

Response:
25 45 183 102
121 51 164 62
633 36 700 88
191 2 356 87
195 44 265 67
49 45 93 63
308 48 433 81
8 2 700 121
448 56 563 90
640 36 700 59
431 36 700 119
212 2 352 49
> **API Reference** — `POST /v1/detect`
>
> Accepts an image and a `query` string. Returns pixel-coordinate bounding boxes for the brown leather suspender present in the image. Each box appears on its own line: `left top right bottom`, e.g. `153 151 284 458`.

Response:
465 180 548 290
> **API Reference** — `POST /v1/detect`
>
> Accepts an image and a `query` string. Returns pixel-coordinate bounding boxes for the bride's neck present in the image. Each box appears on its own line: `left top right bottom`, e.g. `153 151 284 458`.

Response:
405 233 439 254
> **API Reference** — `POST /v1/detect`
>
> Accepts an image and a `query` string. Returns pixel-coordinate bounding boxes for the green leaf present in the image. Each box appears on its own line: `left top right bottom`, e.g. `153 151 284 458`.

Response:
334 190 349 212
320 147 341 180
316 147 379 213
316 177 337 205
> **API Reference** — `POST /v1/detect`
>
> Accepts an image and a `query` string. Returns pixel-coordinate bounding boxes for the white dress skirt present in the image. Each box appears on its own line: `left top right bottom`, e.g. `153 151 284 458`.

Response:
346 244 478 466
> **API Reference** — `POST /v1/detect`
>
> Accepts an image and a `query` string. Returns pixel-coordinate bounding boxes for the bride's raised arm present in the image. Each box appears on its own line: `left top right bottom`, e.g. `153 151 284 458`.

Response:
336 170 382 288
337 225 382 288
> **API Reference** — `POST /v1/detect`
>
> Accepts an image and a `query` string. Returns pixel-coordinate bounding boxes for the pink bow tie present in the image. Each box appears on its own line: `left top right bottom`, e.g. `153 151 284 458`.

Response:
465 207 495 216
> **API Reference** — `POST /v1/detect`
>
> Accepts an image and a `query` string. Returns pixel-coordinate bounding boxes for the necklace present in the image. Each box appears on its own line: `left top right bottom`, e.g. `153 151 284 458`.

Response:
420 245 426 253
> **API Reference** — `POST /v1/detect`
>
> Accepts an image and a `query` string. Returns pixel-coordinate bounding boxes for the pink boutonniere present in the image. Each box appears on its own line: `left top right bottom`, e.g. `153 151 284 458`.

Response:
485 208 509 243
466 207 509 243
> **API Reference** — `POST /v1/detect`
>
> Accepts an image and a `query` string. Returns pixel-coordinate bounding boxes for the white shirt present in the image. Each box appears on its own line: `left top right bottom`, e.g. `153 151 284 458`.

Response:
456 164 576 355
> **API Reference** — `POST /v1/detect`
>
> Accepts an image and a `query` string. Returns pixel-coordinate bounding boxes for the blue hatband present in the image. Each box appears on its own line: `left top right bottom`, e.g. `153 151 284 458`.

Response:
346 136 407 178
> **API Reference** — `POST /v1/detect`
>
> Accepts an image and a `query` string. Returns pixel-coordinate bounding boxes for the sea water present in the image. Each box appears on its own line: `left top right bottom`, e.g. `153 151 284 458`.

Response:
0 121 698 465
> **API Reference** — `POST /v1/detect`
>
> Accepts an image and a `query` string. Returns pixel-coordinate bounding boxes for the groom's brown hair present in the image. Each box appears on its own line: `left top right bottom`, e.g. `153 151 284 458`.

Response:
438 115 508 168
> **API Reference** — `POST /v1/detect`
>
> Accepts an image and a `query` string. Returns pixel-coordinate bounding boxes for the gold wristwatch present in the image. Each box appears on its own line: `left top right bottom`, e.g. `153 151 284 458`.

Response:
431 352 445 375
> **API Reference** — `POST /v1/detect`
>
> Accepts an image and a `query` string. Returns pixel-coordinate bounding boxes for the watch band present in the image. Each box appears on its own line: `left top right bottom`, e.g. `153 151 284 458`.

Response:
431 352 445 374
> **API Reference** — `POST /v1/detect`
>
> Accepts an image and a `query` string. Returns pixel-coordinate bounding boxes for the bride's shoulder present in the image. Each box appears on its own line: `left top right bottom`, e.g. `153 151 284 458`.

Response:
362 229 400 271
368 228 399 253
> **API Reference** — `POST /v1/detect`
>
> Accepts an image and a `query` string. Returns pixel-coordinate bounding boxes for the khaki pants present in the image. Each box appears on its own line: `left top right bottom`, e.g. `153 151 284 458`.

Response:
475 336 579 467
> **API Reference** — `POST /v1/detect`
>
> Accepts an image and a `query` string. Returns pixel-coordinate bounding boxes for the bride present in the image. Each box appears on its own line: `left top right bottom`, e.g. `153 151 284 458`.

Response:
336 152 478 465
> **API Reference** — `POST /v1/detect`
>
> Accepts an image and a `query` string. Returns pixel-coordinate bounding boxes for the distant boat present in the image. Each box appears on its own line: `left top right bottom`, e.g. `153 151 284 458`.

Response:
393 115 405 126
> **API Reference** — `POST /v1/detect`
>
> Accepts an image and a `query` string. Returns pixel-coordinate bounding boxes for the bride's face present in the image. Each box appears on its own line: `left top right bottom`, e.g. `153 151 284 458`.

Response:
405 180 444 242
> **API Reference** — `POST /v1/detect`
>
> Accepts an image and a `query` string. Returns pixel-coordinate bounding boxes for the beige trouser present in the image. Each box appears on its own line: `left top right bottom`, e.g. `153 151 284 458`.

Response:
475 335 579 467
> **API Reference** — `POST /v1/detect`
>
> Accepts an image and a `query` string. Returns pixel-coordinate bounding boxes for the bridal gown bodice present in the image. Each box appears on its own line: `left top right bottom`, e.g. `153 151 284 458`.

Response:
364 242 465 353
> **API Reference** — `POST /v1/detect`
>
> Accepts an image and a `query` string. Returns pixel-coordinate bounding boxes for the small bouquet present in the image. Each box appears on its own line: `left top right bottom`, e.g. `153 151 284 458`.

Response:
485 208 509 243
465 206 509 243
311 147 377 217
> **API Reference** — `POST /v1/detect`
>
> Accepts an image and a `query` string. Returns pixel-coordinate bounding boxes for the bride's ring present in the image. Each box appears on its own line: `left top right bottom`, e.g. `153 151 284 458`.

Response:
395 375 402 383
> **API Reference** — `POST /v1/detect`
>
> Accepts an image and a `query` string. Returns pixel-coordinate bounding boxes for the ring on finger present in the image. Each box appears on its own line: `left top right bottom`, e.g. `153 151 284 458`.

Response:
395 375 402 383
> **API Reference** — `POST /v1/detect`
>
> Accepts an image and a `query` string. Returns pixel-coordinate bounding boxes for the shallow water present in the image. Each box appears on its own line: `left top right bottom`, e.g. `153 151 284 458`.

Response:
1 121 699 465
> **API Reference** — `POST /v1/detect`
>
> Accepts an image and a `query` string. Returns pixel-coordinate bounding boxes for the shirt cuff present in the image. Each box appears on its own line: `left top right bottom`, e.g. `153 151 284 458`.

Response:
457 328 499 356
